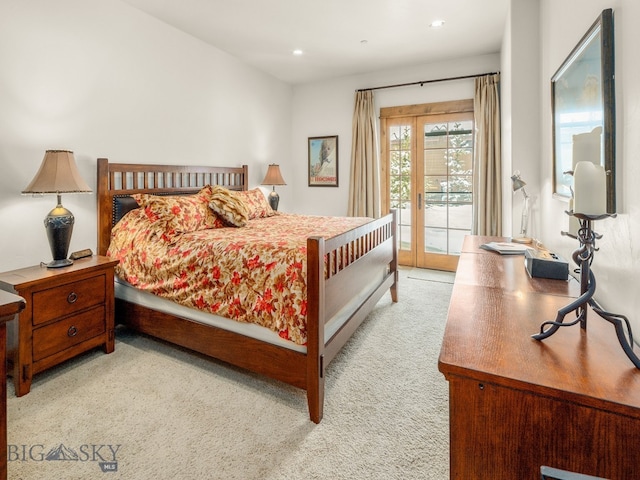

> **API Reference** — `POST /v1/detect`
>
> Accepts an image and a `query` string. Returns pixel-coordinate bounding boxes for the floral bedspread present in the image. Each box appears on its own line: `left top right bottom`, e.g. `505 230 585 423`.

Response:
107 210 370 345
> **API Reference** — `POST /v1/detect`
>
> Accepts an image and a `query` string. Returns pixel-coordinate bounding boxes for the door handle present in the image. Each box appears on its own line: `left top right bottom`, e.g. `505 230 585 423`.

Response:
418 193 422 210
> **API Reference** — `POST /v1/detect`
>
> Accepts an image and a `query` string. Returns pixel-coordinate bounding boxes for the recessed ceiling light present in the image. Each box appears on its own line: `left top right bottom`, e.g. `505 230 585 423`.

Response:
292 49 303 56
430 20 445 28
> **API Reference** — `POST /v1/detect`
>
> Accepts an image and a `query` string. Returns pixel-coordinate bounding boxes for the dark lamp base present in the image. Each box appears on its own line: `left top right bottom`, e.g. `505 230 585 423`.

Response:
45 258 74 269
268 190 280 211
44 197 75 269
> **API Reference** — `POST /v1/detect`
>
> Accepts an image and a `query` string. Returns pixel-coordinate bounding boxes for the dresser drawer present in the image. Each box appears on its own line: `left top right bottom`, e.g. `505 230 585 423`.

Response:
32 306 106 361
32 275 106 326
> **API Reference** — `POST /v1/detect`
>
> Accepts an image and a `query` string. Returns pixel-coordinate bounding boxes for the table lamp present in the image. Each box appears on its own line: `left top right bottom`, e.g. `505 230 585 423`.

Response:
511 172 532 244
260 164 286 211
22 150 92 268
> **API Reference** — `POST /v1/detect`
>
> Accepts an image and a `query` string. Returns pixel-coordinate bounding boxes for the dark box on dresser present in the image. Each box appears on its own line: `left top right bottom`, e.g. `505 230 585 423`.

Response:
525 249 569 280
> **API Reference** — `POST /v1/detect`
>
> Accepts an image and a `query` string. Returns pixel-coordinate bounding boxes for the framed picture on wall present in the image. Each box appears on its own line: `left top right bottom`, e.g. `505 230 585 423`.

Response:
308 135 338 187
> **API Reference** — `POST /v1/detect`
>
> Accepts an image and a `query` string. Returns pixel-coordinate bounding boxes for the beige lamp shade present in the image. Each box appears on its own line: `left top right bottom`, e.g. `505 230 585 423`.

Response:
261 164 286 186
22 150 92 194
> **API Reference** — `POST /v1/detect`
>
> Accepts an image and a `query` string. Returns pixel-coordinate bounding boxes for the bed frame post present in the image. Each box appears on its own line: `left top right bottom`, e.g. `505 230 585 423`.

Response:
390 209 398 302
306 236 325 424
97 158 112 256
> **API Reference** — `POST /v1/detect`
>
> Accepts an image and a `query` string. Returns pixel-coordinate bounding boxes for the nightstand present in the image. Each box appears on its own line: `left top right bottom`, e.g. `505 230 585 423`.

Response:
0 256 118 396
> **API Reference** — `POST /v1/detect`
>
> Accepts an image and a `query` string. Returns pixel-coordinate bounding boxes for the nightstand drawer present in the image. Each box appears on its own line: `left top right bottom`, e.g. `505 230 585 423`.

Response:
32 306 106 361
32 275 106 326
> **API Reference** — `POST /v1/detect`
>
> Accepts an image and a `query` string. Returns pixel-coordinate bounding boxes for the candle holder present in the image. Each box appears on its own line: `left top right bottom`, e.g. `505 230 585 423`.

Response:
532 211 640 369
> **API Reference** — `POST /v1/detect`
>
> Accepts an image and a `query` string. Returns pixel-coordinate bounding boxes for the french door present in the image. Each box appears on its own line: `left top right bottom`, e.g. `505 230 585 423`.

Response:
381 101 474 271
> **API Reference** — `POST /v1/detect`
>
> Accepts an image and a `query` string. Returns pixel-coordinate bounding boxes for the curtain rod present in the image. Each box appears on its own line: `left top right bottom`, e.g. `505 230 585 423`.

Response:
356 71 499 92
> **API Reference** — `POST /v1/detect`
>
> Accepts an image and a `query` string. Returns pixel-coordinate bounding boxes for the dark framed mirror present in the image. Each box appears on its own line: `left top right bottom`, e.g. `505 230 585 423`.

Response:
551 8 615 213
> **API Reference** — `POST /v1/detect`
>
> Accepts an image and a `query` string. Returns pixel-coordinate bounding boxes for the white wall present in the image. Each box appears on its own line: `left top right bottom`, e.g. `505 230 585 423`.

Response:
0 0 292 272
539 0 640 336
502 0 541 239
291 54 501 216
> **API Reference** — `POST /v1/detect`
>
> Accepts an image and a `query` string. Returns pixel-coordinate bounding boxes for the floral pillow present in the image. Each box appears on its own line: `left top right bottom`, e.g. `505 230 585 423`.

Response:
237 188 276 219
132 186 224 236
208 186 249 227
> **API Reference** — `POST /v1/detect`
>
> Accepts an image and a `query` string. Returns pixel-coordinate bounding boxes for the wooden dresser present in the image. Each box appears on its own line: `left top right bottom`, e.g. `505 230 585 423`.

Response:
438 236 640 479
0 291 26 480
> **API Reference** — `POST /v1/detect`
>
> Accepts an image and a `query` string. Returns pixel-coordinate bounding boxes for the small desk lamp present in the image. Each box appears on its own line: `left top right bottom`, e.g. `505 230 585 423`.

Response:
22 150 92 268
511 172 532 244
260 164 286 211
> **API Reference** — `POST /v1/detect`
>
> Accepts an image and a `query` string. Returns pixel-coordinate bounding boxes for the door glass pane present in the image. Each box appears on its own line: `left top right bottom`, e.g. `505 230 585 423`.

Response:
424 203 447 228
449 204 472 229
449 120 473 148
390 151 401 175
448 229 470 255
425 175 447 194
389 126 402 149
424 123 448 148
422 118 473 256
389 125 412 252
424 150 448 175
425 227 447 253
399 224 411 251
449 149 472 173
448 175 472 203
425 192 444 203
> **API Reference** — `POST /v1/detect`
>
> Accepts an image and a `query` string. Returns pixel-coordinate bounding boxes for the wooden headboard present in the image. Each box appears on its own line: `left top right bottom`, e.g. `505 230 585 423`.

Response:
96 158 248 256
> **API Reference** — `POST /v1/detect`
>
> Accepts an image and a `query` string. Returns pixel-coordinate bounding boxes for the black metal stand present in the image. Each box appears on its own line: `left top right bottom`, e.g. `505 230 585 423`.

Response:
532 211 640 369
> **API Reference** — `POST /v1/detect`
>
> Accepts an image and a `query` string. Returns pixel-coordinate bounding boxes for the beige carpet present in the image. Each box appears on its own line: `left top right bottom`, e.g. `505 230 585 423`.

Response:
7 268 452 480
407 268 455 284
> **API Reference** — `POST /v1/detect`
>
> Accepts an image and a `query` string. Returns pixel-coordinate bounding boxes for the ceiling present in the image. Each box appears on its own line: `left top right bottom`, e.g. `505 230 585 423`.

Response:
121 0 510 85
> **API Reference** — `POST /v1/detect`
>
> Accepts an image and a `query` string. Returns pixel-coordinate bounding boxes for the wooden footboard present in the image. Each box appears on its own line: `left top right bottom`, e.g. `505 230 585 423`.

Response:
96 158 397 423
306 211 397 422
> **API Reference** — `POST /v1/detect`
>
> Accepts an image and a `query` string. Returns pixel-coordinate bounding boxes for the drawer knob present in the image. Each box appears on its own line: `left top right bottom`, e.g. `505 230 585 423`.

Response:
67 292 78 304
68 325 78 337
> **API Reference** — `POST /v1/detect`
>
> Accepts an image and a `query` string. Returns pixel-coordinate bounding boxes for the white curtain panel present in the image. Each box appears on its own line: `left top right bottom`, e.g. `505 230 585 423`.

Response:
472 73 502 235
348 90 381 218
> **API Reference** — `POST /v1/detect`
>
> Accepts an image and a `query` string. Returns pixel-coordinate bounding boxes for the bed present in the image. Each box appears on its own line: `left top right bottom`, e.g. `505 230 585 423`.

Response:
97 158 398 423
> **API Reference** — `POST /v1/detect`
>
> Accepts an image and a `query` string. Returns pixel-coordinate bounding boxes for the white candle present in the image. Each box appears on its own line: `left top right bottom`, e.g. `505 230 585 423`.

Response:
573 161 607 216
572 127 602 168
